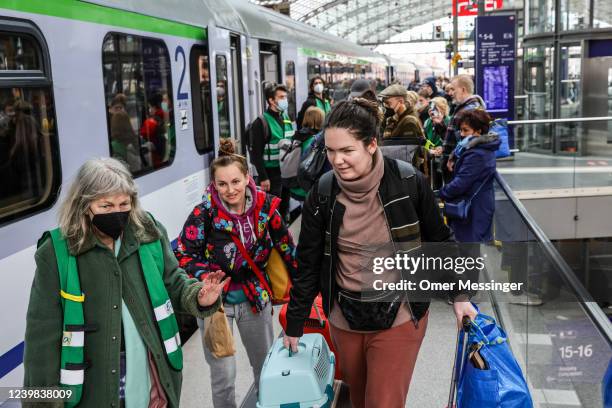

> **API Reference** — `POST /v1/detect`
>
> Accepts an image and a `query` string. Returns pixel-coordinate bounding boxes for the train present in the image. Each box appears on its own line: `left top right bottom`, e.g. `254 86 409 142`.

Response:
0 0 440 386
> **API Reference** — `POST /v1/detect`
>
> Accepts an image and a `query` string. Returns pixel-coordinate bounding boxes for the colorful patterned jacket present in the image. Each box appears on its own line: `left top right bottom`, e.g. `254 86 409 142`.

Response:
174 185 297 313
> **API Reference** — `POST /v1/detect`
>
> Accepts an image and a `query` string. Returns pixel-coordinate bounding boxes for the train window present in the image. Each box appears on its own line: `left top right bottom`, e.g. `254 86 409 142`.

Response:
259 42 280 84
307 58 321 80
328 62 356 103
285 60 296 121
102 33 175 175
190 45 213 154
0 33 41 71
0 25 60 225
215 54 230 139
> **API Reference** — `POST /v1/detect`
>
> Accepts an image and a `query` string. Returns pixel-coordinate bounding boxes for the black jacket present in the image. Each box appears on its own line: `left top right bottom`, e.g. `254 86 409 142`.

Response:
249 108 284 181
286 157 461 337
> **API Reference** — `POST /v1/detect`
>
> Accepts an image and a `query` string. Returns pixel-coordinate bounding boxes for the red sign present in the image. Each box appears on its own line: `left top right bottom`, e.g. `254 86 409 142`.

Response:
452 0 503 16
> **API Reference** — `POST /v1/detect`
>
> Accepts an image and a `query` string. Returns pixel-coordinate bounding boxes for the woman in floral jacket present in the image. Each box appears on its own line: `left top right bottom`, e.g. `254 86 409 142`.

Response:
175 139 297 408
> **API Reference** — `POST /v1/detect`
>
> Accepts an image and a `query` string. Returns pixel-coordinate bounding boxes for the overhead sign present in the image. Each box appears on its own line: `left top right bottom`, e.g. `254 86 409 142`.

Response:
475 15 516 146
452 0 503 16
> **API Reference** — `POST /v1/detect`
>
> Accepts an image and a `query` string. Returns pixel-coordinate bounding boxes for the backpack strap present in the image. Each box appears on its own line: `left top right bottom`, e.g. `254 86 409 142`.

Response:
260 114 270 144
260 114 273 162
316 170 335 256
394 159 420 217
317 170 335 205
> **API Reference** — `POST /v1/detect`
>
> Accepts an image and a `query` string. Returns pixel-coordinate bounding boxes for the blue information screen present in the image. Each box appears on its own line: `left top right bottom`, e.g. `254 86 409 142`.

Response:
475 15 516 148
483 66 509 111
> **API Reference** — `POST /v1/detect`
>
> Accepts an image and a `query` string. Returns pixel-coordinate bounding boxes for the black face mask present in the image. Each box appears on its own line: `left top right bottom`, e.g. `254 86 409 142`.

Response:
384 106 395 118
91 211 130 240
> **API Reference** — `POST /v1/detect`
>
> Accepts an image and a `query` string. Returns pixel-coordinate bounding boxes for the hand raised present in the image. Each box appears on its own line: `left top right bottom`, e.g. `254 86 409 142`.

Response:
197 270 229 307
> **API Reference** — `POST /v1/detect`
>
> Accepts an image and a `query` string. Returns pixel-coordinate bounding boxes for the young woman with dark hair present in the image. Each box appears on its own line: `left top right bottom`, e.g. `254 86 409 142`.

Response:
283 98 476 408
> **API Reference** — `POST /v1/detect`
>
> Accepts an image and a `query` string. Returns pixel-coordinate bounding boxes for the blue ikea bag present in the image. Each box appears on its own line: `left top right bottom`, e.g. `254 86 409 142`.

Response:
456 312 533 408
490 119 511 158
604 358 612 408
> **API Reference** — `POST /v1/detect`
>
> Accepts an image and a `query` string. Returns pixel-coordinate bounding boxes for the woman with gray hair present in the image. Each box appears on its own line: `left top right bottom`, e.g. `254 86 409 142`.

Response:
23 157 226 408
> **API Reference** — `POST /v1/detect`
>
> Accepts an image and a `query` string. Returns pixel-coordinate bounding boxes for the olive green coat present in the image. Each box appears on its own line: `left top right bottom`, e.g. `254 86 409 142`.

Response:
382 108 424 143
23 218 221 408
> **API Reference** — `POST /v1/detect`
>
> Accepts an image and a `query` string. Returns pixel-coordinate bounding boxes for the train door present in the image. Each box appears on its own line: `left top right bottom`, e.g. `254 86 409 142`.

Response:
189 44 214 155
208 26 239 154
259 41 281 108
246 39 261 118
230 34 247 154
281 42 298 122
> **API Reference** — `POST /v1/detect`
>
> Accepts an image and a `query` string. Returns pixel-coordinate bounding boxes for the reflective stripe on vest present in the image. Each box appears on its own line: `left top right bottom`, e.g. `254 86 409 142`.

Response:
138 240 183 370
48 229 183 407
263 111 294 168
60 369 85 386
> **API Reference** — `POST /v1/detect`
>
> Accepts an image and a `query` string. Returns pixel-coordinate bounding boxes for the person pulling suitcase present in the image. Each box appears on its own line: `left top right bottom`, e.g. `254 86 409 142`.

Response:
283 98 477 408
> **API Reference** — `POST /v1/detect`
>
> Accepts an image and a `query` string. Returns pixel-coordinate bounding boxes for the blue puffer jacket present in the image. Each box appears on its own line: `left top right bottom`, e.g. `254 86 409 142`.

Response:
440 133 501 242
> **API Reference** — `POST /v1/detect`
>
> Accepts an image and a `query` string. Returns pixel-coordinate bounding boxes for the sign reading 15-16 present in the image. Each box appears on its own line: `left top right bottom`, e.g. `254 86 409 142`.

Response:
452 0 503 16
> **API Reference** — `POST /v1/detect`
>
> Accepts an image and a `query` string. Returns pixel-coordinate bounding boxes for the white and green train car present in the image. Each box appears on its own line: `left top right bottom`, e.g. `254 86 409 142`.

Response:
0 0 408 387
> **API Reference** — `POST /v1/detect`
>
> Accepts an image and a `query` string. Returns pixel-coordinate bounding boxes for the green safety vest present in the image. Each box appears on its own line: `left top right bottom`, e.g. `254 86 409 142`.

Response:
315 98 331 116
48 229 183 407
263 111 294 168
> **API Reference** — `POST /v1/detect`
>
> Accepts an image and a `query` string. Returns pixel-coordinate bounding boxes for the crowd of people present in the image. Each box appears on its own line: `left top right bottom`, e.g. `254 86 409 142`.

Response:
23 72 504 408
108 91 174 174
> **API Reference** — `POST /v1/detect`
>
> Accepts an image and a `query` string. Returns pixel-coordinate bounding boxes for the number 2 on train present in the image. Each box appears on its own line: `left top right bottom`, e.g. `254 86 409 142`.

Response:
175 45 189 101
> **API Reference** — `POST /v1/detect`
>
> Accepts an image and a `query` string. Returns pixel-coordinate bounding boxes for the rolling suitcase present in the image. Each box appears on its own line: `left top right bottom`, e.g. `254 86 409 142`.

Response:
279 295 343 380
257 333 335 408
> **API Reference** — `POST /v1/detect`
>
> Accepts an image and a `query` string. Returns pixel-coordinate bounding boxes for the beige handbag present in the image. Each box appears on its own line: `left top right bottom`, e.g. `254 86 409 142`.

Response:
204 307 236 358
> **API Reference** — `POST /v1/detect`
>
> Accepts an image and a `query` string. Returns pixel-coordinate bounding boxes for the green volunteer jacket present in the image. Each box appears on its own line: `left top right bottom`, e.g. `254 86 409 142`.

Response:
23 218 221 408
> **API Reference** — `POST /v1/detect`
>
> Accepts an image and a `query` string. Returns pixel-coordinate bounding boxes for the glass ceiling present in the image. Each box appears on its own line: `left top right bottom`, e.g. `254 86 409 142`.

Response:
251 0 523 45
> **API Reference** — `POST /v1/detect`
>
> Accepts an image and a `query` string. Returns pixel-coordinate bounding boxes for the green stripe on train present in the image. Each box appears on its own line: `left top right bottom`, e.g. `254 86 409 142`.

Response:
0 0 206 40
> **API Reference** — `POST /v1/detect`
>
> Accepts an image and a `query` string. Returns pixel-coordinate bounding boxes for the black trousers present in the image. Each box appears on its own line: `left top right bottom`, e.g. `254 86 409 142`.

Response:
261 167 290 220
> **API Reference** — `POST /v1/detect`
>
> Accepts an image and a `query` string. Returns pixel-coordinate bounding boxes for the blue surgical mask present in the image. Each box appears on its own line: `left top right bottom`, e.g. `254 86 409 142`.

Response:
161 102 169 112
277 98 288 112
